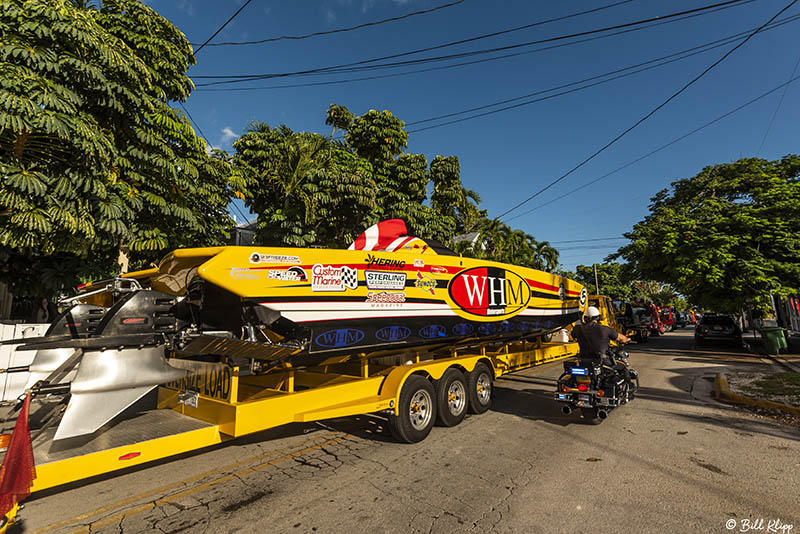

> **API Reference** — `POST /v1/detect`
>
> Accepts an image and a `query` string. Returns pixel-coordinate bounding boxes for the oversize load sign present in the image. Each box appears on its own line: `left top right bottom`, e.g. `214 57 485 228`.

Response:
447 266 530 320
164 360 232 402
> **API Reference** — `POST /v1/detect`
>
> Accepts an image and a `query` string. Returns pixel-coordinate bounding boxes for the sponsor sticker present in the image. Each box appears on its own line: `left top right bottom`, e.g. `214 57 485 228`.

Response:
365 270 407 290
267 266 308 282
375 325 411 342
249 253 301 264
452 323 475 336
414 272 437 295
230 267 259 280
315 328 365 348
430 266 447 275
365 253 405 270
366 291 406 307
419 324 447 339
413 259 424 268
311 264 358 292
447 266 531 321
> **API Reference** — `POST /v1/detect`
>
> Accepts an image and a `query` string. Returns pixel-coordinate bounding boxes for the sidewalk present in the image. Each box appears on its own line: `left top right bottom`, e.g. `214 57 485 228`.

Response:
742 329 800 372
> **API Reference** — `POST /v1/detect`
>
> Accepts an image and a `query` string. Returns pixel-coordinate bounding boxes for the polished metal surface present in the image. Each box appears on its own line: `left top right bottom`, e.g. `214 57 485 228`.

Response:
23 348 79 390
53 346 187 441
180 335 303 362
33 409 212 464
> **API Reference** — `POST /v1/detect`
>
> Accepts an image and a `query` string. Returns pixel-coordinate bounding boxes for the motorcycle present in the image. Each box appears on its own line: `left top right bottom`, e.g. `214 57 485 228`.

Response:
553 347 639 424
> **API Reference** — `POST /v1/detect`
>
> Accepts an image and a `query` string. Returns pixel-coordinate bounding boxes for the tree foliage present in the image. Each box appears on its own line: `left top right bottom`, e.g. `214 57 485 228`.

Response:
612 156 800 313
0 0 244 297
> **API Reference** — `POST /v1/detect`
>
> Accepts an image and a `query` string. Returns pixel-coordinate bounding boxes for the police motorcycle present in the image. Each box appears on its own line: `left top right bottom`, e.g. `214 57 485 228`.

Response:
554 347 639 424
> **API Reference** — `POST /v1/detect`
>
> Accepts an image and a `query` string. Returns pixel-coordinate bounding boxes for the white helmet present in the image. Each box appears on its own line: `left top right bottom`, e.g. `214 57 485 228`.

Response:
584 306 601 321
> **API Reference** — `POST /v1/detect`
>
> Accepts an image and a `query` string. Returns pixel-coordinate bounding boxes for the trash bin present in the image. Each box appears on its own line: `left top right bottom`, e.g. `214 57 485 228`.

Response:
759 327 785 354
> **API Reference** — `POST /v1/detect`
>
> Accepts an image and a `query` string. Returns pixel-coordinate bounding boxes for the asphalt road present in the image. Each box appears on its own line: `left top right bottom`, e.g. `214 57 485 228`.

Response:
17 330 800 534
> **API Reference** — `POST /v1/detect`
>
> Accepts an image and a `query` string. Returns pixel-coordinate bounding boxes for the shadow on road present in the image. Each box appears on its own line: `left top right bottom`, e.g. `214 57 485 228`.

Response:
491 385 592 427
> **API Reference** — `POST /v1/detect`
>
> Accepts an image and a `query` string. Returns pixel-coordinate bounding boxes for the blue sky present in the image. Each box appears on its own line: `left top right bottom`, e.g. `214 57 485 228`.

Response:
149 0 799 270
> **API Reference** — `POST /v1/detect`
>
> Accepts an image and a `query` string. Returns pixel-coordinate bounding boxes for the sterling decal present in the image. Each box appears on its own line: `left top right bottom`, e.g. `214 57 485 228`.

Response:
315 328 365 348
365 253 405 270
267 266 308 282
366 291 405 307
414 272 437 295
365 270 406 290
447 266 531 321
375 325 411 342
311 264 358 292
249 253 301 264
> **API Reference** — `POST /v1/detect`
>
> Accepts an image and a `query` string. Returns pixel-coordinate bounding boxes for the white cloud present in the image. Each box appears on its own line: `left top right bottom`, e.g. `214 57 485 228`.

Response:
219 127 238 145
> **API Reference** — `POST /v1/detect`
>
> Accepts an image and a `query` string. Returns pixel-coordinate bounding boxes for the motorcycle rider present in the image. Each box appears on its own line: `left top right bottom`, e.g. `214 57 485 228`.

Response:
572 306 630 370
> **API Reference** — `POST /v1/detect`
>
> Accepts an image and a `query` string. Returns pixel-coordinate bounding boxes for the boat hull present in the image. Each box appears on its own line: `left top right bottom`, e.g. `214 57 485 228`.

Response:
139 246 587 357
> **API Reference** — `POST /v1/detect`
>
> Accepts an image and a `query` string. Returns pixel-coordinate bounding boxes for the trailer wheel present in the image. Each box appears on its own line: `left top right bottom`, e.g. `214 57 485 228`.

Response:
467 362 492 414
436 368 468 427
388 375 437 443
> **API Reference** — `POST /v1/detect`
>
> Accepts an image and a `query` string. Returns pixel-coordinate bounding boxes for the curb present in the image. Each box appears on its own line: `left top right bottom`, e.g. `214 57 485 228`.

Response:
715 373 800 417
764 353 800 373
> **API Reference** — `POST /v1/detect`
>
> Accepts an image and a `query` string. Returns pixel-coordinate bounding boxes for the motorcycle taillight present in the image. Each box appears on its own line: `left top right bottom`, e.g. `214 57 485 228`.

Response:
577 384 589 392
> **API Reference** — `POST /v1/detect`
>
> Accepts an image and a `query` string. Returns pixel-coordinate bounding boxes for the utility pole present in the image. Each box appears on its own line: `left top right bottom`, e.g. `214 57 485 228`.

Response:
593 264 600 295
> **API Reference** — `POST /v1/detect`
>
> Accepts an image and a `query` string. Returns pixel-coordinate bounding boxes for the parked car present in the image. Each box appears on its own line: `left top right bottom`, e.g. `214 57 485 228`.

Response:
694 314 742 346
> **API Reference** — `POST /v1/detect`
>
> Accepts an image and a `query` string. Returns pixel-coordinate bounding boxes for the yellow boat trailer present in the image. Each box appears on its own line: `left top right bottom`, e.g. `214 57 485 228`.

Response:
28 338 575 493
1 337 577 530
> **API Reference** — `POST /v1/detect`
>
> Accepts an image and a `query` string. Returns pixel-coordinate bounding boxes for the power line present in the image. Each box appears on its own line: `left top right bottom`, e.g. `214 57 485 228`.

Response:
193 0 467 47
406 13 798 128
550 237 627 244
178 101 209 143
756 50 800 154
496 0 799 221
192 0 750 86
194 0 255 55
230 200 252 226
404 14 800 133
196 1 782 93
504 72 800 223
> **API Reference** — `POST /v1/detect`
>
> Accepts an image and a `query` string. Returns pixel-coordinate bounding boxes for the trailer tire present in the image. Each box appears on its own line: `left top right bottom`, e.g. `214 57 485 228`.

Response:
388 375 437 443
436 368 468 427
467 362 492 414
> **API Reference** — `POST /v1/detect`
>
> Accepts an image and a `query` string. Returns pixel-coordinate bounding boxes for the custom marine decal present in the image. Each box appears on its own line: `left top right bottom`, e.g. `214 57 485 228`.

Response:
311 264 358 291
447 266 531 320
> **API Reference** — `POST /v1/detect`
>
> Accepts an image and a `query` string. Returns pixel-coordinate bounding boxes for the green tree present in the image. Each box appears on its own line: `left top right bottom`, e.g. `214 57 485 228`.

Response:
0 0 242 297
613 156 800 313
233 122 377 247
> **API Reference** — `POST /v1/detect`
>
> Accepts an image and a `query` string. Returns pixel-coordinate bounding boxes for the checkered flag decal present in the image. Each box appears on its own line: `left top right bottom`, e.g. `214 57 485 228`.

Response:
341 266 358 290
